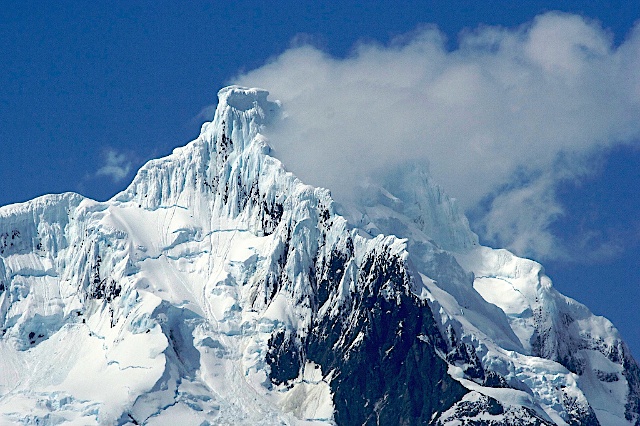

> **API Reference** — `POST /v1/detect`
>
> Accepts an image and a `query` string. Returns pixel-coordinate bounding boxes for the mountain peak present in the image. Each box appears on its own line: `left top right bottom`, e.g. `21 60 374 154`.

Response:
217 85 274 113
351 162 480 252
204 85 280 142
0 85 638 425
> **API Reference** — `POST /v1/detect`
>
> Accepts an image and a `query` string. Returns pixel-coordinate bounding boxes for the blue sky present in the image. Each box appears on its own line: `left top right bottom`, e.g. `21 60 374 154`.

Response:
1 1 639 357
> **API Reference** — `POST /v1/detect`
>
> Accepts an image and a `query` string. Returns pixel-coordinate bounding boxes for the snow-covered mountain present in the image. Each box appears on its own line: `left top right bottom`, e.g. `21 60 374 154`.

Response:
0 86 638 425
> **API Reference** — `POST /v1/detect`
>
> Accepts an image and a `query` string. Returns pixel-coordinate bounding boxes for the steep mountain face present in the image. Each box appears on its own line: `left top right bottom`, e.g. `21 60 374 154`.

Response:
0 86 638 425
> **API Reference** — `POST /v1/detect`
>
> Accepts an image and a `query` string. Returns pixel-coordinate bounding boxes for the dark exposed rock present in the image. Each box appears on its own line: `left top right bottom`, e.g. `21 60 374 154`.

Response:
266 330 302 386
483 371 510 388
436 392 555 426
267 240 467 425
562 390 600 426
623 352 640 425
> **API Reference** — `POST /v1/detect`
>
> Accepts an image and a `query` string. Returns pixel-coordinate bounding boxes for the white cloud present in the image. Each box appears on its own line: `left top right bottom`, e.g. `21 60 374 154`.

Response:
477 172 566 259
96 149 132 183
232 12 640 260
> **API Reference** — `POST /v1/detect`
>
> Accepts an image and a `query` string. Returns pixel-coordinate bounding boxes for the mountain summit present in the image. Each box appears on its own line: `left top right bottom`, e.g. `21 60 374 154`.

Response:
0 86 638 425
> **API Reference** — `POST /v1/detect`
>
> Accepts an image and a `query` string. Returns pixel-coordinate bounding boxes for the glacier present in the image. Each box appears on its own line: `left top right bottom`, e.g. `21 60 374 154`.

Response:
0 85 638 425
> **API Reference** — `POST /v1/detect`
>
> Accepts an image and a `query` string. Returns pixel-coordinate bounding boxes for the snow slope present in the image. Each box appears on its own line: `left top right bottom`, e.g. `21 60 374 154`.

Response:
0 86 637 425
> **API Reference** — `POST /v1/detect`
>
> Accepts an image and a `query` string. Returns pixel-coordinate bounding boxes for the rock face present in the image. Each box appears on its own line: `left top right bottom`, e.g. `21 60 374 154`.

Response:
0 86 638 425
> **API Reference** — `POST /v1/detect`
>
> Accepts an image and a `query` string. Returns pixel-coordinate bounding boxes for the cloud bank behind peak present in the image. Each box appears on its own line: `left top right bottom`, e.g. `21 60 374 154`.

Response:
233 12 640 260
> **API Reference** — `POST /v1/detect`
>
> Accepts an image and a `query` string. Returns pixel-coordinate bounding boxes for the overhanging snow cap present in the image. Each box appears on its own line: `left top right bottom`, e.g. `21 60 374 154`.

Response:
217 85 273 112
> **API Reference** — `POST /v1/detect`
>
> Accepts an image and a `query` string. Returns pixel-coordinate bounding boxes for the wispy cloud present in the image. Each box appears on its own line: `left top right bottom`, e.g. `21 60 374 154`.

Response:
190 104 217 126
478 172 566 260
234 12 640 261
96 149 132 183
